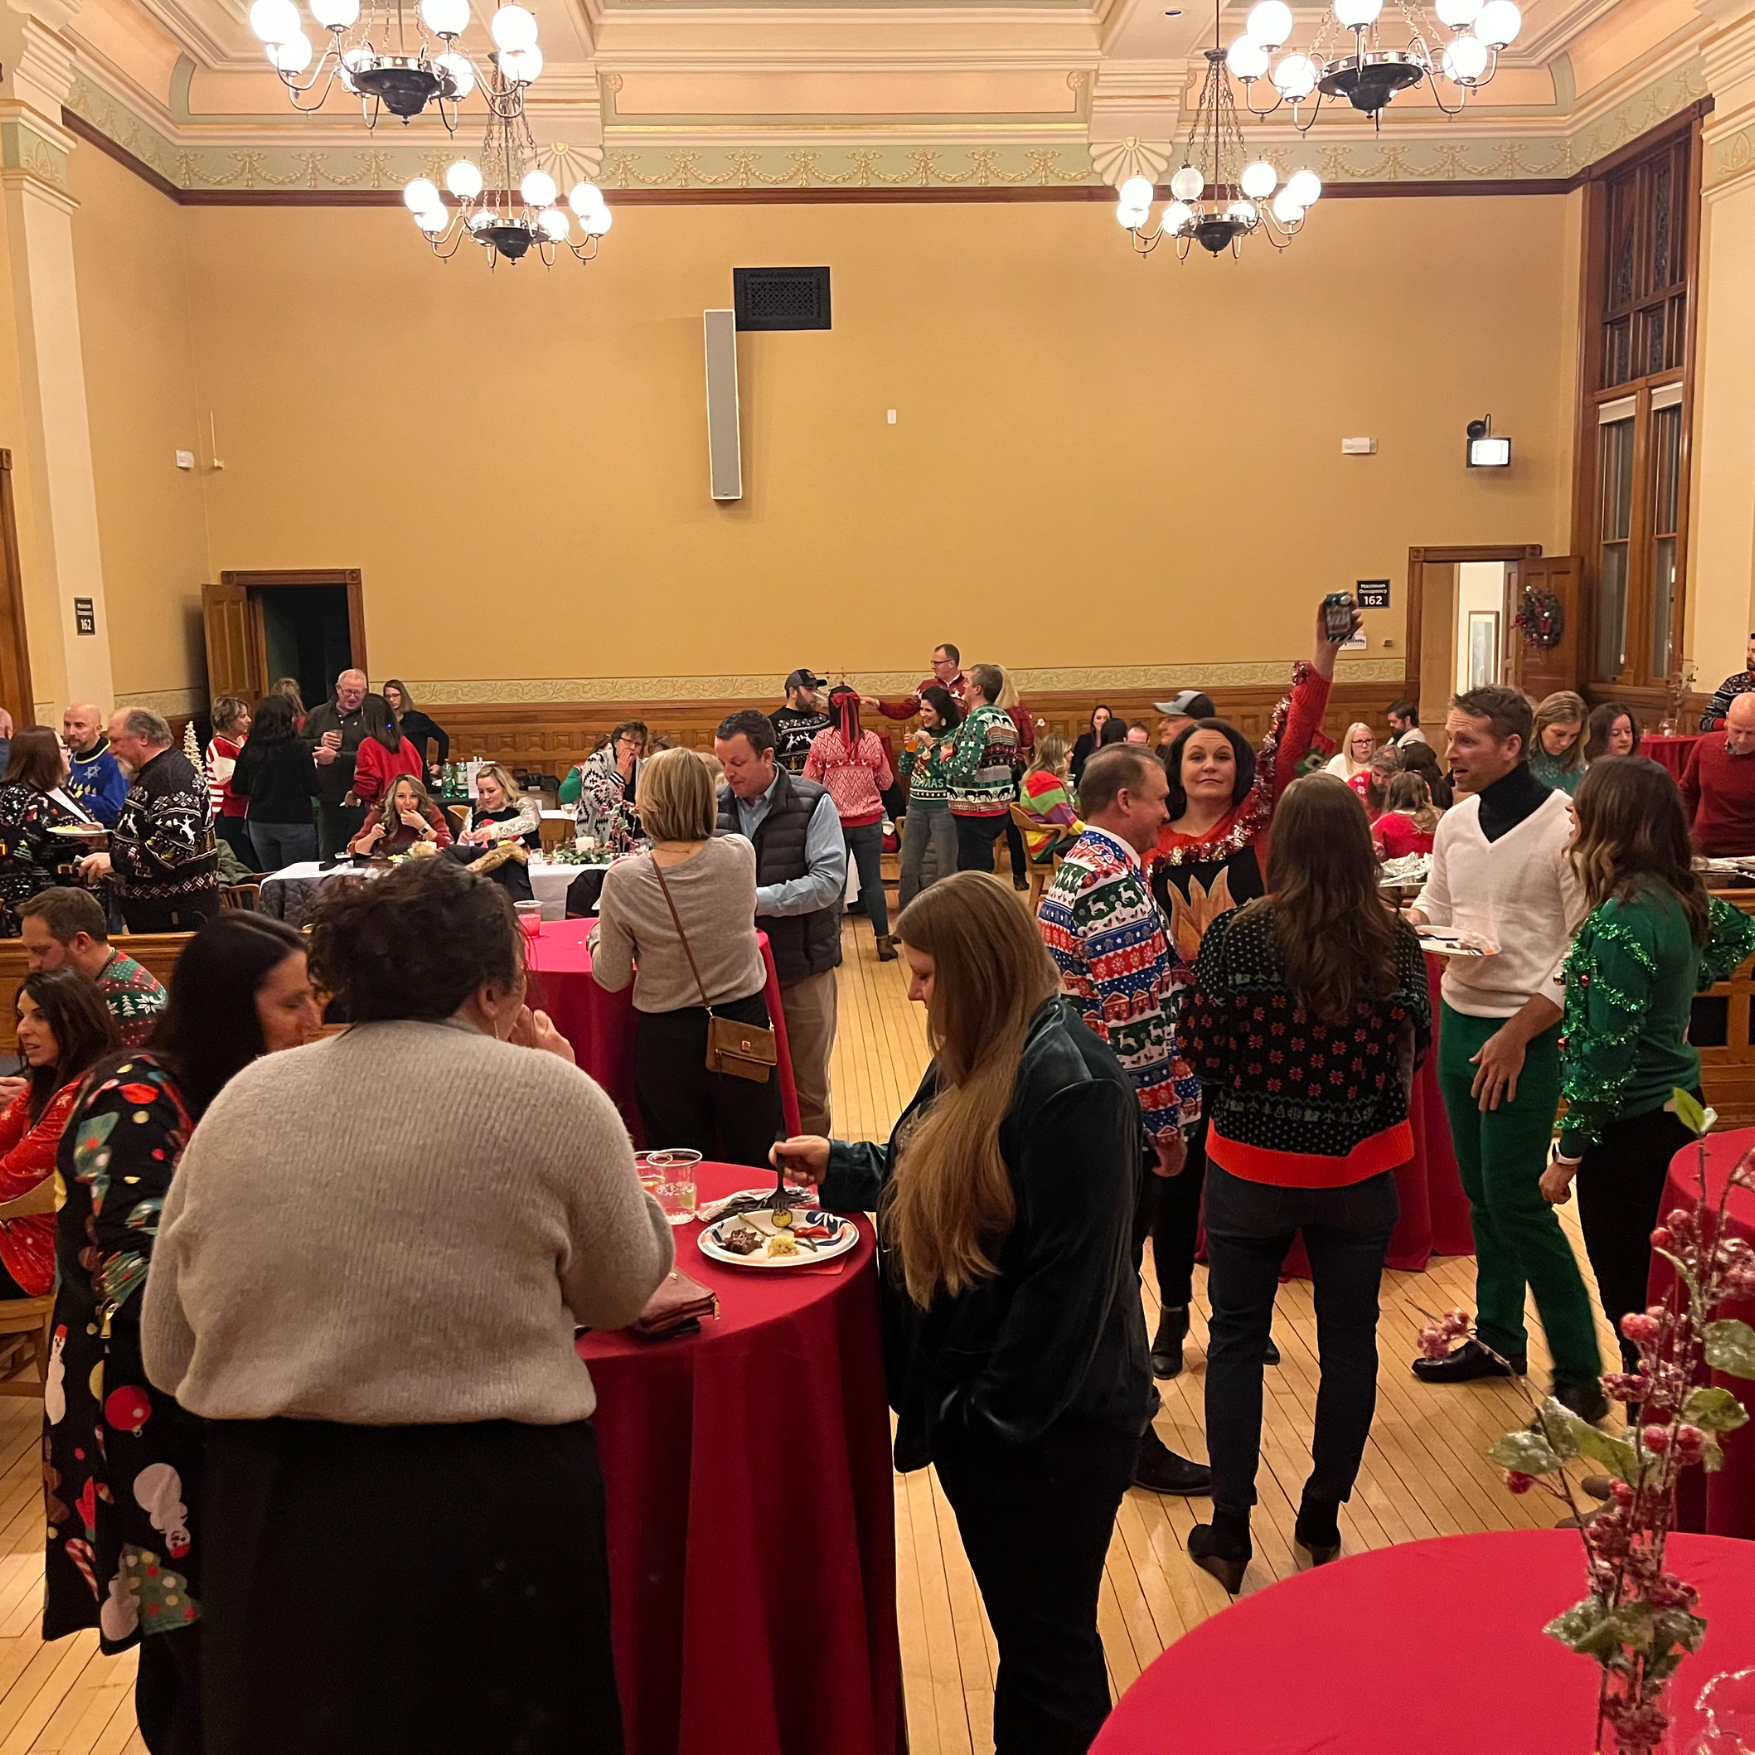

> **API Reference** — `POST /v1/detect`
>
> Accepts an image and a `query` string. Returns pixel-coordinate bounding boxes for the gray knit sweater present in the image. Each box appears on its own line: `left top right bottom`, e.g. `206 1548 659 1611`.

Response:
141 1019 673 1425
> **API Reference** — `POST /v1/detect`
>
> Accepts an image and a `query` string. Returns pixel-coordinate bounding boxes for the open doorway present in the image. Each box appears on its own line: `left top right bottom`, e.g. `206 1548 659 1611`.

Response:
202 569 367 709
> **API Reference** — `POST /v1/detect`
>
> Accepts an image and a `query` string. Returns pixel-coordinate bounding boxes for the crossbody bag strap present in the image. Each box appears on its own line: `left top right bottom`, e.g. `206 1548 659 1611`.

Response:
649 855 714 1016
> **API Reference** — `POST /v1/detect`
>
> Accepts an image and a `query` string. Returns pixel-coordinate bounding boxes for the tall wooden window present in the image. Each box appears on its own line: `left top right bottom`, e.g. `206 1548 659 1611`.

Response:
1577 116 1702 691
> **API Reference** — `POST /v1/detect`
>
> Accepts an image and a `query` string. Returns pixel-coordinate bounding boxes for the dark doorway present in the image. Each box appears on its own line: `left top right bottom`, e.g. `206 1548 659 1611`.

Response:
262 585 351 711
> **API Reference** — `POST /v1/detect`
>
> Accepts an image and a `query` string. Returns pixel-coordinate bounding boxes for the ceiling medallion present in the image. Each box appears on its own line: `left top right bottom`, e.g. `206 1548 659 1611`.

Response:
1224 0 1522 129
1115 0 1321 259
404 75 612 268
248 0 546 130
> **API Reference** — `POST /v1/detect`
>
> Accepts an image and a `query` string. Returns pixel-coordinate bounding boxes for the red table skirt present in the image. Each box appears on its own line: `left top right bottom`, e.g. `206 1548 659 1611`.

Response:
581 1164 902 1755
527 920 801 1143
1644 732 1704 780
1283 955 1473 1277
1093 1530 1755 1754
1651 1127 1755 1540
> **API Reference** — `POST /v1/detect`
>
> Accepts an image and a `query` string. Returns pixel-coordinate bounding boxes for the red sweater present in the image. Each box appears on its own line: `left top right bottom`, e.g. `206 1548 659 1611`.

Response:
1374 812 1435 860
0 1082 78 1296
1681 736 1755 857
352 735 424 807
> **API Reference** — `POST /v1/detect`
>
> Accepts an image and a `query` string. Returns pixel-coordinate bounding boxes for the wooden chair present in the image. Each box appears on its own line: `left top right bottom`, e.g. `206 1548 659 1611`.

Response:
446 805 470 840
221 883 261 911
0 1178 56 1396
1009 803 1059 911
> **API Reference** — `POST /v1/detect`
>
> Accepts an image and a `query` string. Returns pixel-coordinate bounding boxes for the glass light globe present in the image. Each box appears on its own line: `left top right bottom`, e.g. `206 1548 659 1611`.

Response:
1435 0 1482 21
581 206 612 236
1115 200 1147 230
468 208 497 230
311 0 359 30
1227 36 1271 78
537 206 571 241
1441 32 1490 79
249 0 300 43
1272 53 1318 97
1334 0 1382 26
446 159 483 199
1118 175 1154 208
1240 160 1277 199
568 181 605 216
499 44 542 82
520 168 557 208
1271 191 1305 224
269 30 313 71
1227 199 1259 227
489 3 538 50
436 50 474 97
1170 163 1204 201
419 0 469 33
1160 200 1193 234
1246 0 1294 45
403 177 441 212
1474 0 1520 45
416 206 449 234
1284 168 1322 205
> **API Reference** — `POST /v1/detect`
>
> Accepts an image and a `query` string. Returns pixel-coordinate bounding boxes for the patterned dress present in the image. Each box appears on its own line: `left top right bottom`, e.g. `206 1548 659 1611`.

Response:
43 1056 204 1652
1037 826 1201 1148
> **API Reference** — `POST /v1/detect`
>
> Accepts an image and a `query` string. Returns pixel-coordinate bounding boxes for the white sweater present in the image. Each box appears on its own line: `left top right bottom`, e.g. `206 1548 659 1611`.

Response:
1414 787 1582 1018
142 1019 674 1425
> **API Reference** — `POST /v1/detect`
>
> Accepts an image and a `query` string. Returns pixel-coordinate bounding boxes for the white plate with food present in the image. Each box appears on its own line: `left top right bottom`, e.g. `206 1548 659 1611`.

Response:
698 1205 859 1269
48 823 106 839
1417 928 1498 958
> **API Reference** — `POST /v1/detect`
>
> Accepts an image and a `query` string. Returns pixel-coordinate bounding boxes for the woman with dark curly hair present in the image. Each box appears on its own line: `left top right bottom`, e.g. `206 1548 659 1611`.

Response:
142 858 672 1755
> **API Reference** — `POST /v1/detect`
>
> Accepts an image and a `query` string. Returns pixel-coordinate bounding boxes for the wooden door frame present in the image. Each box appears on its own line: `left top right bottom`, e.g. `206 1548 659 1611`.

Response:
1404 544 1544 701
0 452 34 720
217 569 367 684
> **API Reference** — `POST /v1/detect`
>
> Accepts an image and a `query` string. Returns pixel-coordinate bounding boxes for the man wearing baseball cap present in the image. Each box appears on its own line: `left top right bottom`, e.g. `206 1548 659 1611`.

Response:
773 669 832 776
1153 689 1217 742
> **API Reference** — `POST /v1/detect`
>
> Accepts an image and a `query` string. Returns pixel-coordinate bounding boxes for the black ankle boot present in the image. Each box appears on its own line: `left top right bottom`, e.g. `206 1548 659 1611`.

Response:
1188 1511 1252 1595
1151 1306 1190 1379
1294 1495 1342 1567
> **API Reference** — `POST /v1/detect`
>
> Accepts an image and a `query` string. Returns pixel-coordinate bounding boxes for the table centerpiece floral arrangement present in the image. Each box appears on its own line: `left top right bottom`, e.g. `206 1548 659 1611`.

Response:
1418 1090 1755 1755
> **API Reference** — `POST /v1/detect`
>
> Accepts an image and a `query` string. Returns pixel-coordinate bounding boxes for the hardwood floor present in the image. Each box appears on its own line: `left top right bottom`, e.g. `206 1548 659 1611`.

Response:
0 913 1615 1754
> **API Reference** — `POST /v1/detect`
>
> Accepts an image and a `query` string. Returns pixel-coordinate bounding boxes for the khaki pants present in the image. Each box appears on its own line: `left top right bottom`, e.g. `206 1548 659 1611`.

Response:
780 967 838 1136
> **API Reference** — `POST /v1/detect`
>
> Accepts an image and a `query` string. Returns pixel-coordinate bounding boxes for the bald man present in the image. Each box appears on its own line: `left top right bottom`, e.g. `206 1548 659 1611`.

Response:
304 667 387 857
1682 692 1755 858
63 699 129 826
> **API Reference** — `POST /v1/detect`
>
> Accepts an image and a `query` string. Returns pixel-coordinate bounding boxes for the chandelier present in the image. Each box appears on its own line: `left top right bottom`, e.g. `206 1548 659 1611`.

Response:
1115 0 1323 259
247 0 545 129
1223 0 1522 128
402 77 612 268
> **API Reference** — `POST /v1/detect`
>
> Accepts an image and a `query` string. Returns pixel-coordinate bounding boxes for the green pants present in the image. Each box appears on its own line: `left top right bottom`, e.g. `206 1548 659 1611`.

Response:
1437 1004 1602 1389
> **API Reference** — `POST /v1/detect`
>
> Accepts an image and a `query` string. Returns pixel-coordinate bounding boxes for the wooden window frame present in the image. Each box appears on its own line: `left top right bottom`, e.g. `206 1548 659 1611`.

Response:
1571 108 1706 697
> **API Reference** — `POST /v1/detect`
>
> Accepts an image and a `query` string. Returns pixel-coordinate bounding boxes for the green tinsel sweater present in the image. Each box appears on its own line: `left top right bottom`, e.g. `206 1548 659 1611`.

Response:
1557 886 1755 1154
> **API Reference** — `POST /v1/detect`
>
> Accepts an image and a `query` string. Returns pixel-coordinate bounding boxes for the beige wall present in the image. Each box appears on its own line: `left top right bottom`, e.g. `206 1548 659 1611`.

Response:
152 191 1579 698
67 142 209 712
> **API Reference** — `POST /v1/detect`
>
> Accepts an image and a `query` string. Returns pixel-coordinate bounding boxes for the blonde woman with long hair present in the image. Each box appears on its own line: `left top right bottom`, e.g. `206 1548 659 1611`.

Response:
773 872 1149 1754
1323 722 1375 782
1529 690 1588 795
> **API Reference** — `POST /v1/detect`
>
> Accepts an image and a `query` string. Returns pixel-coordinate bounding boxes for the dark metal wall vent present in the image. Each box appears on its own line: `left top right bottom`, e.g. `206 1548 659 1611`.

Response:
733 266 832 332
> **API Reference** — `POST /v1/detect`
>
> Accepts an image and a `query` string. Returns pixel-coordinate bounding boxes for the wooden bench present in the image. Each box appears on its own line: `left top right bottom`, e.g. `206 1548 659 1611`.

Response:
0 933 194 1058
1695 886 1755 1128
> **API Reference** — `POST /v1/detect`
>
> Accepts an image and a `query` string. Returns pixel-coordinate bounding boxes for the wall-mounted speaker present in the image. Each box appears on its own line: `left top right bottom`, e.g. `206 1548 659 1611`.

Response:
703 309 742 502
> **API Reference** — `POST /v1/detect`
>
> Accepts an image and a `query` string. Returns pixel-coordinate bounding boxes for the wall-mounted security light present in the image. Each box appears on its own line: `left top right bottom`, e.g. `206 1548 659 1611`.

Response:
1466 415 1510 468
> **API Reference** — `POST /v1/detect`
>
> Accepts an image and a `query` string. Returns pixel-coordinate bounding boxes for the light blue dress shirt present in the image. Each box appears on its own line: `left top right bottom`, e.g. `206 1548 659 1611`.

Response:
730 770 848 918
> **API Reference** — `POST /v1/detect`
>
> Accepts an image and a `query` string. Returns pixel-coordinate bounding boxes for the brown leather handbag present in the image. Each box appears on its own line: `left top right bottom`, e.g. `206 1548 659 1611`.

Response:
650 856 778 1085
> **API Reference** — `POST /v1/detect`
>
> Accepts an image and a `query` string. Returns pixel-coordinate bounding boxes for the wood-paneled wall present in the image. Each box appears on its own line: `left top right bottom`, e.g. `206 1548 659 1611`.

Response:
0 933 191 1056
430 681 1405 776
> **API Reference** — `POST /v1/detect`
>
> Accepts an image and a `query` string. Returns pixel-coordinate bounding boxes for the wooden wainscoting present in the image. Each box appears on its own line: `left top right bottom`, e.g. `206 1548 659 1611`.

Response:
430 680 1405 775
1696 888 1755 1128
0 934 192 1057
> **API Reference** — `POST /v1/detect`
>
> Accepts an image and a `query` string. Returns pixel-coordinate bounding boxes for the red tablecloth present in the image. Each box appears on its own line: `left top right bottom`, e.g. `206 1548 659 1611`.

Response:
1283 955 1473 1277
528 920 801 1142
1093 1530 1755 1754
1644 732 1704 780
1651 1126 1755 1540
580 1163 902 1755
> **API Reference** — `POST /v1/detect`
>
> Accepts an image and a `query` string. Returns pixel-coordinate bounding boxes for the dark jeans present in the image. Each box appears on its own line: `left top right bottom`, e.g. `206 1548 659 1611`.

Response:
248 821 317 871
1575 1099 1696 1373
135 1626 203 1755
843 821 889 937
119 891 222 933
315 801 365 861
1204 1163 1398 1517
633 991 783 1167
933 1420 1137 1755
954 813 1007 873
214 815 258 872
1003 816 1028 884
1148 1110 1208 1309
